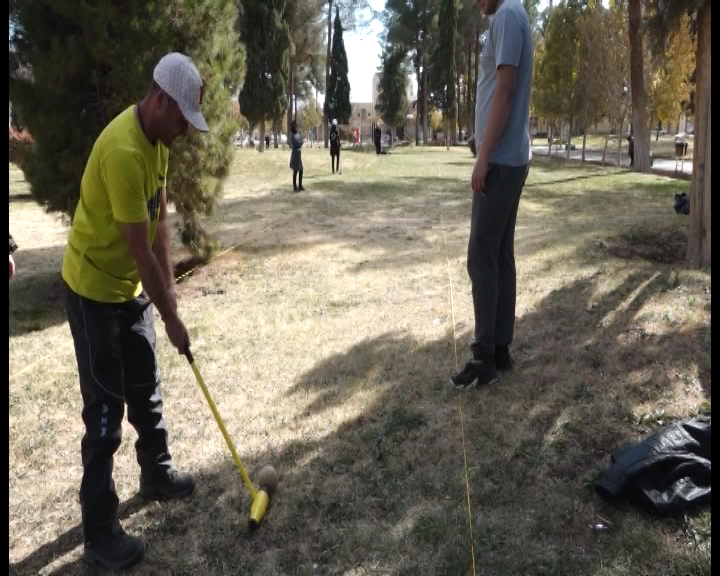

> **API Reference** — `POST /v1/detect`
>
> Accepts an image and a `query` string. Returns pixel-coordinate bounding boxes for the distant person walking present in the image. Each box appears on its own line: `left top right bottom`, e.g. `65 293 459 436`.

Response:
628 135 634 167
374 125 382 155
289 120 304 192
329 119 341 174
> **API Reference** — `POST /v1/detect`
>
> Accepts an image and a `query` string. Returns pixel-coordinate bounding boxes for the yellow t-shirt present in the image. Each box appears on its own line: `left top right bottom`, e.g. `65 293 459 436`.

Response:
62 106 169 303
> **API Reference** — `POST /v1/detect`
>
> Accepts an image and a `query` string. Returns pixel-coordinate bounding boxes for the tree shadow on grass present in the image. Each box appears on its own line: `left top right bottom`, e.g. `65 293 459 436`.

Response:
9 245 68 337
10 252 709 576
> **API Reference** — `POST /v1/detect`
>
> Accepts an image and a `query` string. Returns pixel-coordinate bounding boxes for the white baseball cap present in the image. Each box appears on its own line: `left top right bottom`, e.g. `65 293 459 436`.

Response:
332 119 337 126
153 53 209 132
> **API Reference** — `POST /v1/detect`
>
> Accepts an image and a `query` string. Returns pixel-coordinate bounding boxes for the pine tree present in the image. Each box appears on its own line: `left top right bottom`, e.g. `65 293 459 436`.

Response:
324 8 351 125
284 0 325 145
240 0 291 153
8 0 245 259
376 46 409 147
162 1 246 258
431 0 458 147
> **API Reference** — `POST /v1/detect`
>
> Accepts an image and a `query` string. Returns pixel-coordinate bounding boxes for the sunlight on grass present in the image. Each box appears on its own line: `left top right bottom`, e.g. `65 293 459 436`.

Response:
9 149 709 575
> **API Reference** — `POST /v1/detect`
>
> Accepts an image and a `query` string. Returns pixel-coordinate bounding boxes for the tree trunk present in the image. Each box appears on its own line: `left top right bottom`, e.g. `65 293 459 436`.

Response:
581 106 588 163
422 43 429 145
465 38 472 137
287 66 294 148
628 0 650 172
687 1 711 267
259 118 266 153
617 117 624 167
273 119 279 148
547 120 553 155
390 126 396 150
601 132 610 166
456 68 462 144
324 0 333 149
414 6 420 146
472 25 480 133
446 118 450 150
566 116 572 161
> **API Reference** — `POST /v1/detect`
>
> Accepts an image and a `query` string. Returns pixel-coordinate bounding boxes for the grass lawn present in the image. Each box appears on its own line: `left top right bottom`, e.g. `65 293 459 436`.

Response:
9 147 710 575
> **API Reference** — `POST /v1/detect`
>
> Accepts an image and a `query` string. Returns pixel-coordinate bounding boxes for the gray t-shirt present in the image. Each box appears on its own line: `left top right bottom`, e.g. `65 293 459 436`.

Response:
474 0 533 166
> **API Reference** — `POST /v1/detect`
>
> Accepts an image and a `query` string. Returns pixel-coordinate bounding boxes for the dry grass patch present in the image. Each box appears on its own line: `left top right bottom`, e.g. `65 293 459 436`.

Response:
9 149 710 575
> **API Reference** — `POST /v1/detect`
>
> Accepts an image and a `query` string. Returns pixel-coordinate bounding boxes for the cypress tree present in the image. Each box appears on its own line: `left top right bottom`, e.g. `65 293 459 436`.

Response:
376 46 409 145
9 0 245 258
324 8 351 125
239 0 290 153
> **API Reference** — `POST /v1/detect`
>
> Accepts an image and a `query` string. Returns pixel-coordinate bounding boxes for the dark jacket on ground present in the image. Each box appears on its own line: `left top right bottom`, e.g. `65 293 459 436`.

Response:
595 415 711 516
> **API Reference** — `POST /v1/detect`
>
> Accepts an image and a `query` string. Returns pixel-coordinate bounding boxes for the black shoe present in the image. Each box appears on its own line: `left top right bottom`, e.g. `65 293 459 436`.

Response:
299 186 306 191
84 532 145 570
495 346 514 372
450 359 498 390
140 468 195 501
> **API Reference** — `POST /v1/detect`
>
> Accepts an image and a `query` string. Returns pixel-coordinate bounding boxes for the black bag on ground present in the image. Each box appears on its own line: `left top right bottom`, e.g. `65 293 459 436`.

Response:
674 192 690 215
595 415 711 517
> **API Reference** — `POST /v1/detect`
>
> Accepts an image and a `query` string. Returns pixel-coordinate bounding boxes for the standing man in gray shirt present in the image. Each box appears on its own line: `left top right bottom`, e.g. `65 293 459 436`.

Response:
451 0 533 390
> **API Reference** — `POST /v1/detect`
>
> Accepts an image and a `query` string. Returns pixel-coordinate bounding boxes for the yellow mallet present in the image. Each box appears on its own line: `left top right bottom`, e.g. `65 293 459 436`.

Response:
184 348 277 530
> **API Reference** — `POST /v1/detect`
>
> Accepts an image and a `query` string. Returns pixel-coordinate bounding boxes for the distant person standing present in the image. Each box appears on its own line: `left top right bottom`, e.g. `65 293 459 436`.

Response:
265 134 270 149
329 119 341 174
628 135 635 167
374 124 382 155
289 120 305 192
450 0 533 390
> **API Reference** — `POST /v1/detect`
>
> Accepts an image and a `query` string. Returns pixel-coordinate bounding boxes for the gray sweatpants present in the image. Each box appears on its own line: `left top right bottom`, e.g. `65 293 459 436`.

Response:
467 162 529 359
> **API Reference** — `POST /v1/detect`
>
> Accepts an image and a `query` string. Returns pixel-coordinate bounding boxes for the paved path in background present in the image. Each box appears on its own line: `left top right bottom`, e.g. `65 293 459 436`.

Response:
530 145 693 180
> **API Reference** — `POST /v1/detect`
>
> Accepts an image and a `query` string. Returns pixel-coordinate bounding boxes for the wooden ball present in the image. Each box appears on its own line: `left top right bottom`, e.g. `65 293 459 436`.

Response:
257 465 278 495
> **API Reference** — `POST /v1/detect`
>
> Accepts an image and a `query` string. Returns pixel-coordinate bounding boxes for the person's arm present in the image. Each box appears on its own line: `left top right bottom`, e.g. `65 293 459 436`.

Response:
477 66 517 163
122 221 177 321
151 185 175 294
104 150 175 320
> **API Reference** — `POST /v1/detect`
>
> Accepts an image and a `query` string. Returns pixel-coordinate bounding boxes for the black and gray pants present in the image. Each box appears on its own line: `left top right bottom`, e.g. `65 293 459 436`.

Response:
64 282 173 545
467 162 529 360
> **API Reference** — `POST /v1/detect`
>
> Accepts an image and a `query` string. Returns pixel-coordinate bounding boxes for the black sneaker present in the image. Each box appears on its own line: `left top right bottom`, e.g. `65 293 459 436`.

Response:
140 468 195 501
450 359 498 390
495 346 514 372
84 532 144 570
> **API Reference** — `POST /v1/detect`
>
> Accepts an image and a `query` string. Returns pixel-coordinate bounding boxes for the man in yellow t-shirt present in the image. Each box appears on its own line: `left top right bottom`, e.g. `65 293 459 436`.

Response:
62 53 209 571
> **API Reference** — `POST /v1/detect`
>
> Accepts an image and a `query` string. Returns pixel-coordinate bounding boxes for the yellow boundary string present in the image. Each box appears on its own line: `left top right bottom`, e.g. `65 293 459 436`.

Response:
9 242 240 382
441 218 477 576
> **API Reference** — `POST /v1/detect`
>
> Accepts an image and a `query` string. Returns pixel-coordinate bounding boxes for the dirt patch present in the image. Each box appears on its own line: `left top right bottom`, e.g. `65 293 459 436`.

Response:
606 229 688 264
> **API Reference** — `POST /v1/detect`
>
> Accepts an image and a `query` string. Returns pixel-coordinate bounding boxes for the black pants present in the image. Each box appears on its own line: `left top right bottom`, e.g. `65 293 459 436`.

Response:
293 169 303 189
375 140 381 154
64 282 173 545
467 163 529 359
331 151 340 172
